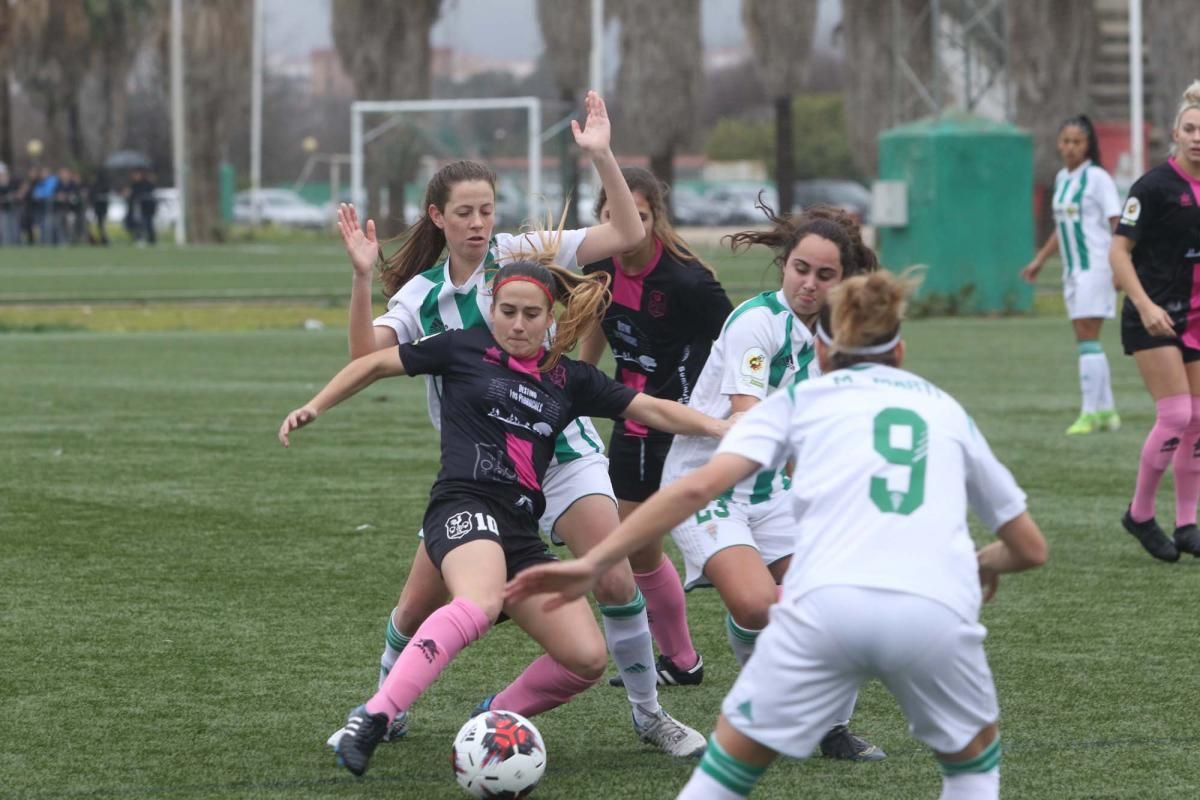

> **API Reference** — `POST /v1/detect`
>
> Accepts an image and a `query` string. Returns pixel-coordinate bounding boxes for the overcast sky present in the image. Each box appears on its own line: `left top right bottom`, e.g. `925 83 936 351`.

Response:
265 0 840 64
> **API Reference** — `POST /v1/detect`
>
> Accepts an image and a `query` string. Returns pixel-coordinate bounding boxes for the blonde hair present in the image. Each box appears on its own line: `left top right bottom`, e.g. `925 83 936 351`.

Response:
822 269 922 369
1173 80 1200 156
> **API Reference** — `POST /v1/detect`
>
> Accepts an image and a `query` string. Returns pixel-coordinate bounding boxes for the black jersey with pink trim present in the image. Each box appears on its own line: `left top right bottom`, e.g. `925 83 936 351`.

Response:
1116 159 1200 340
398 327 637 518
584 241 732 439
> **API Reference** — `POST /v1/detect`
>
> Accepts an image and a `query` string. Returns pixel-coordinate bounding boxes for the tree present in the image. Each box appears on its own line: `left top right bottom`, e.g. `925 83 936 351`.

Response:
1146 0 1200 146
537 0 590 228
611 0 702 212
0 1 13 167
332 0 442 236
84 0 157 159
742 0 817 215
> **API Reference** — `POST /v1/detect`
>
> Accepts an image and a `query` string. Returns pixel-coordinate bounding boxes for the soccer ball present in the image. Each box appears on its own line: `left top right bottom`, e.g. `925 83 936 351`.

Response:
452 710 546 798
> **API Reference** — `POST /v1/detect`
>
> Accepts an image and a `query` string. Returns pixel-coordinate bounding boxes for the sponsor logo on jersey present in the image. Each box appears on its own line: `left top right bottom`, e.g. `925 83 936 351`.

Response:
445 511 474 539
1121 196 1141 225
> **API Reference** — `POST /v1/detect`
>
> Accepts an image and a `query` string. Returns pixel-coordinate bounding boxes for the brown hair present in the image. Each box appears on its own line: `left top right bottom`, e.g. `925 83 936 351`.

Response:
379 160 497 297
819 270 921 370
594 166 715 275
491 261 612 370
724 201 879 279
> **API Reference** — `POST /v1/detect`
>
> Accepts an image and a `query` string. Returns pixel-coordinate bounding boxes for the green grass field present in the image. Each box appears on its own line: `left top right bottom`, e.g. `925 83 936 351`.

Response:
2 243 1198 798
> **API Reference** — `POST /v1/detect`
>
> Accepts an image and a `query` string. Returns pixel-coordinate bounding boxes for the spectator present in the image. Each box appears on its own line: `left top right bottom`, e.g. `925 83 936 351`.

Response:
0 164 19 245
127 168 157 246
89 169 110 245
31 166 59 245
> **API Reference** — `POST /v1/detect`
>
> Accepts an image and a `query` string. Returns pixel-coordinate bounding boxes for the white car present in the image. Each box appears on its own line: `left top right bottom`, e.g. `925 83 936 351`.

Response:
234 189 329 228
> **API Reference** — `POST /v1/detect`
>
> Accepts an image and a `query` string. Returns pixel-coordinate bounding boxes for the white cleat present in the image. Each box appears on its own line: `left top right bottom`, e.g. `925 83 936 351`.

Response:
633 708 707 757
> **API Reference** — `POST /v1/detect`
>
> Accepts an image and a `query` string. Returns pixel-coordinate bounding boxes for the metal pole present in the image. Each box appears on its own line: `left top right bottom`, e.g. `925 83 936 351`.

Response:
529 100 542 219
589 0 604 92
1129 0 1145 175
170 0 186 245
930 0 942 114
249 0 264 226
351 105 364 216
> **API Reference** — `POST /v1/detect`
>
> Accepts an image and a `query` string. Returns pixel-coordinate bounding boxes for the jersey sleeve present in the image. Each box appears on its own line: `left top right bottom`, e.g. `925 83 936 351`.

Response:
495 228 588 269
1115 173 1158 242
374 285 423 343
715 389 795 470
1093 168 1122 220
961 416 1028 532
690 268 734 341
397 330 458 376
717 308 776 400
564 359 638 419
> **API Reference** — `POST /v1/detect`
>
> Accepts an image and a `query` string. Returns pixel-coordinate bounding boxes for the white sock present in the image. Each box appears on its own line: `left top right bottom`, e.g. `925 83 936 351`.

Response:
676 768 747 800
726 613 760 667
380 609 411 689
600 589 661 720
1079 344 1111 414
939 768 999 800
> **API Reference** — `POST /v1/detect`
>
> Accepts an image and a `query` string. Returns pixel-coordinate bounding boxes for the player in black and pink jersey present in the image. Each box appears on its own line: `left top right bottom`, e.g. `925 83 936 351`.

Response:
278 260 730 778
1112 80 1200 563
580 167 733 689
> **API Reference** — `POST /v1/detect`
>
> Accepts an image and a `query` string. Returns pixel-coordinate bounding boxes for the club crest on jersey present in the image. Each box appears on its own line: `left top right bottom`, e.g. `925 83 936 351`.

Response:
1181 193 1194 208
445 511 474 539
741 347 767 388
547 363 568 388
648 289 667 318
1121 196 1141 225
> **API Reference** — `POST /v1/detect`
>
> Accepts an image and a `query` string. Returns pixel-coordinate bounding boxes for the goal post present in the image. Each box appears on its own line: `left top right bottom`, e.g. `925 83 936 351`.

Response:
349 97 542 221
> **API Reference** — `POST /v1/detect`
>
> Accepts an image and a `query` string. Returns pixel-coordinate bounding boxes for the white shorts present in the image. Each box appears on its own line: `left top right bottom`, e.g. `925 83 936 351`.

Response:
541 452 616 545
1064 267 1116 320
722 585 999 759
671 493 796 590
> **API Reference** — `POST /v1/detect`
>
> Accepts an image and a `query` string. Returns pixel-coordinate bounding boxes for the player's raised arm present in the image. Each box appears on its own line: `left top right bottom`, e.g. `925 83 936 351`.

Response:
571 91 644 264
278 348 407 447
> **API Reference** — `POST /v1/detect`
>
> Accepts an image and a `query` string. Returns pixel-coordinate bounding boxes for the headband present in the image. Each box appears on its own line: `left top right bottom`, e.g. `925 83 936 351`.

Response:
816 321 901 355
494 275 555 305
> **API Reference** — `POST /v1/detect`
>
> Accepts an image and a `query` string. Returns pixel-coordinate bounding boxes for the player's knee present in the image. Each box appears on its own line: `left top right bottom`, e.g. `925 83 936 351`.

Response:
726 593 774 632
592 562 637 606
939 722 1000 762
562 637 609 680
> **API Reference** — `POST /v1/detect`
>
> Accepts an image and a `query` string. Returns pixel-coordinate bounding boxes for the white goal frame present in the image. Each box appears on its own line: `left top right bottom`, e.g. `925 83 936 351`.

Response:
350 97 542 220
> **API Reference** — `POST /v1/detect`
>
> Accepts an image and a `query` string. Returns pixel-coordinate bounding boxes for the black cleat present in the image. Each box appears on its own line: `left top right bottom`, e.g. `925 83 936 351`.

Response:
334 705 388 777
1174 524 1200 557
818 724 887 762
609 653 704 688
1121 508 1180 562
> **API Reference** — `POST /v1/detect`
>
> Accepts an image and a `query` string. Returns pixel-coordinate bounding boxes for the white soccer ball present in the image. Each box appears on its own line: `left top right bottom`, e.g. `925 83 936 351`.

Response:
452 710 547 798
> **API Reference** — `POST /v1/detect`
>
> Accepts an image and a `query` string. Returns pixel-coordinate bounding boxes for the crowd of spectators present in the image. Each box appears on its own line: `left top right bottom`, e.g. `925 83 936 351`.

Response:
0 163 158 246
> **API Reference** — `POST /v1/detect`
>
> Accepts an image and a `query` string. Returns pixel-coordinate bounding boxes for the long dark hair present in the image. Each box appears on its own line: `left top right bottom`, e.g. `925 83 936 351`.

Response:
379 160 497 297
1060 114 1102 166
594 166 715 275
724 201 879 280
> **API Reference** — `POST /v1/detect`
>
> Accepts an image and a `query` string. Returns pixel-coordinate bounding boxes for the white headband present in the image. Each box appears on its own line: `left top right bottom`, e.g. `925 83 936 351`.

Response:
816 321 901 355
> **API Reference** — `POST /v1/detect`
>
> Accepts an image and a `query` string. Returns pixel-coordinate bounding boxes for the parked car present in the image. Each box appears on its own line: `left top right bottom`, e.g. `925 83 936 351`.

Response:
705 184 778 224
791 179 872 223
234 189 329 228
671 185 724 226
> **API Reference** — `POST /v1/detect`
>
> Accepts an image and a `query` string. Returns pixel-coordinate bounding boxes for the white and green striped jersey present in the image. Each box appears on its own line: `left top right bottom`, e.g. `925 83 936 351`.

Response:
662 289 818 505
373 229 605 464
1052 160 1121 276
717 364 1026 621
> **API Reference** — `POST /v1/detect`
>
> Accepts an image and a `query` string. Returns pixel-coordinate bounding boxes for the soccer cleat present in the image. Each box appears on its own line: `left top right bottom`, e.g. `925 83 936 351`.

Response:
609 653 704 688
333 705 388 777
470 694 496 719
818 725 887 762
326 709 407 750
1097 410 1121 432
633 709 707 757
1065 412 1100 435
1173 524 1200 557
1121 508 1180 562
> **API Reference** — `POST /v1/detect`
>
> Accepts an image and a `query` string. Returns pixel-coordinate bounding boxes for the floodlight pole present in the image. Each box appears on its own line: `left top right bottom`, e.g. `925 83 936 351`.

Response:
1128 0 1144 175
170 0 186 245
249 0 264 226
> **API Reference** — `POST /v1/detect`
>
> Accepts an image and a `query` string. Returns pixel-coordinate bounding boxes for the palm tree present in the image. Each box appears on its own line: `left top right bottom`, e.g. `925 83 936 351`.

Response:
537 0 590 228
742 0 818 214
611 0 702 213
332 0 442 236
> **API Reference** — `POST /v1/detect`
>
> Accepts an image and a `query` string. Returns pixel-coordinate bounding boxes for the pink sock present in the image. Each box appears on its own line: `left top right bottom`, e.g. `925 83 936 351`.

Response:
490 654 598 718
365 597 491 722
634 557 698 670
1131 395 1192 522
1173 397 1200 528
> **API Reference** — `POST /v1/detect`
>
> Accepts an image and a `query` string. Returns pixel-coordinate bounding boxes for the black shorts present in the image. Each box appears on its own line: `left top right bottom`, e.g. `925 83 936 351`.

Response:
608 433 674 503
1120 303 1200 361
422 490 558 580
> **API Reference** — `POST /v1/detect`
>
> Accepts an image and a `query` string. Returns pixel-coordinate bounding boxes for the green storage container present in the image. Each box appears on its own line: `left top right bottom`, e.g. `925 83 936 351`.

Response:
877 113 1034 314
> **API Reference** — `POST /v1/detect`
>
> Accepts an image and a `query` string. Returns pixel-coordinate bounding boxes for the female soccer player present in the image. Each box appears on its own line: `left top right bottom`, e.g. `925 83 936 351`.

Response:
335 92 707 755
280 261 731 777
579 166 733 689
507 270 1049 800
659 204 883 760
1021 115 1122 435
1111 80 1200 563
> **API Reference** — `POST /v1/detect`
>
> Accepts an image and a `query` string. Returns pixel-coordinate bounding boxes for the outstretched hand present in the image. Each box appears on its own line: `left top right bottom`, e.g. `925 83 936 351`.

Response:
571 90 612 156
337 203 380 278
278 406 319 447
504 558 599 612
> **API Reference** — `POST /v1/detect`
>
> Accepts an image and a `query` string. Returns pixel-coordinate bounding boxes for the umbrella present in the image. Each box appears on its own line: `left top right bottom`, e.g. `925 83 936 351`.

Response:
104 150 151 170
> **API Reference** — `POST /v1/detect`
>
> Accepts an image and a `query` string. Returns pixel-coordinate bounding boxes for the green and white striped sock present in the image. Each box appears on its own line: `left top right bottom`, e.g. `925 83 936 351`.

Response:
681 736 765 798
379 609 411 689
726 613 760 667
